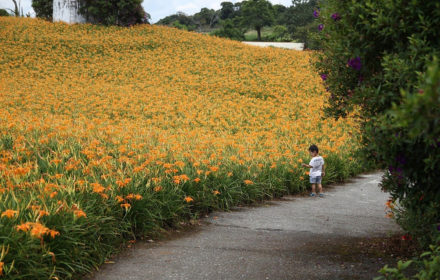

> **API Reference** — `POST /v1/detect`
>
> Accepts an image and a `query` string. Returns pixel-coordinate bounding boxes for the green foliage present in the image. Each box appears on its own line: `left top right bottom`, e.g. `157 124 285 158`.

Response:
0 9 10 16
219 2 242 20
273 4 287 21
380 60 440 246
312 0 440 246
156 11 195 27
279 0 318 34
241 0 275 41
210 19 245 41
0 134 13 150
31 0 52 20
291 21 319 48
220 1 234 20
0 137 370 279
78 0 150 26
194 8 219 29
375 237 440 280
173 20 188 31
264 25 293 42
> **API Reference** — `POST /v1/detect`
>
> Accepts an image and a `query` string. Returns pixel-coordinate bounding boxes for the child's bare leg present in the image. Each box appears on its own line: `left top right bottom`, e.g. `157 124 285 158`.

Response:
311 183 316 194
318 183 323 194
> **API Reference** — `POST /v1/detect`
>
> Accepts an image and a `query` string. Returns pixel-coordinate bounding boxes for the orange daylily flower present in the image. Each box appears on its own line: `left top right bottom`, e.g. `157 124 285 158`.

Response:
16 223 31 232
74 210 87 218
121 203 131 210
1 210 18 219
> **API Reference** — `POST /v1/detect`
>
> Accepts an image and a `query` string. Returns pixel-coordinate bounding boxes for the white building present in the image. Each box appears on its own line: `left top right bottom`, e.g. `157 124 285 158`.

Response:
53 0 86 24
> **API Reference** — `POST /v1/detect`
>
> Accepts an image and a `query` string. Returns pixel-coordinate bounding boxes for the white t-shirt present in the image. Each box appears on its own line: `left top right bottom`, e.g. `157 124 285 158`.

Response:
309 156 324 177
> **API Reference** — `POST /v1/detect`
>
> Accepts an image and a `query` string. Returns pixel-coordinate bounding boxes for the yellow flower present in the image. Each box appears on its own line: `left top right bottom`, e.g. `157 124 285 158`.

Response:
244 180 253 185
184 197 194 203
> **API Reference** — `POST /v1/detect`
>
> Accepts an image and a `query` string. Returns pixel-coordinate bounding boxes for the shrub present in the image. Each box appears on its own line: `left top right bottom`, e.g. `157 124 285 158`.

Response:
0 9 10 16
265 25 294 42
292 21 319 49
312 0 440 246
78 0 150 26
375 237 440 280
210 19 245 41
173 20 188 30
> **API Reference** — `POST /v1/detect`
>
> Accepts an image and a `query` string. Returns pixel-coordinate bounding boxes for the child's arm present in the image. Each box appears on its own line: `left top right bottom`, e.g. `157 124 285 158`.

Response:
301 163 313 168
322 164 325 177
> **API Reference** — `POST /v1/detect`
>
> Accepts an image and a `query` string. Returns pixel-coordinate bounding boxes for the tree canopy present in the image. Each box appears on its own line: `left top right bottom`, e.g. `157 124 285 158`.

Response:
78 0 150 26
155 0 318 43
31 0 52 20
241 0 275 41
0 9 10 16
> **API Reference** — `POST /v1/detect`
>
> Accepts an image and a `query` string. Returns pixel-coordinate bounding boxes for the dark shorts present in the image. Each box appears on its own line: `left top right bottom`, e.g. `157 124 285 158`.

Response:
310 176 322 184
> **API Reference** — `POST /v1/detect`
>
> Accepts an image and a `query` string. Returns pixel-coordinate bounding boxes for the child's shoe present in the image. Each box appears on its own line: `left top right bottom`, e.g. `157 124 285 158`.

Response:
319 193 324 197
310 193 316 197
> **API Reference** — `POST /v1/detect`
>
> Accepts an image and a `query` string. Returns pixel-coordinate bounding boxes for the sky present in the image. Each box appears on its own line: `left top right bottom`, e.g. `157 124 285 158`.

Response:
0 0 293 23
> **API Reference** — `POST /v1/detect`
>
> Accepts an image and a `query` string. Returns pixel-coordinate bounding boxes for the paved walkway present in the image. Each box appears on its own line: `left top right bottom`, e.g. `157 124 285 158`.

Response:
242 42 304 50
87 172 400 280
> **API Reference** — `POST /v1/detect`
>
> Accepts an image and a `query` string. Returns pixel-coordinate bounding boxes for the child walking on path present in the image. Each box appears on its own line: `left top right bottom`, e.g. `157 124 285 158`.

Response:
302 144 325 197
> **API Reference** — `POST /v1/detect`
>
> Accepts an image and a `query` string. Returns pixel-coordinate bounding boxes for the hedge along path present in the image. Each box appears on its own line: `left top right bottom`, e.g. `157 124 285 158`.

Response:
0 17 366 279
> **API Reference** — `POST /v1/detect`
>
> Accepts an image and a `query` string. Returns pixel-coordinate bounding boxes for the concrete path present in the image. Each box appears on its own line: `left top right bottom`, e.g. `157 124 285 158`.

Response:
87 171 400 280
242 42 304 50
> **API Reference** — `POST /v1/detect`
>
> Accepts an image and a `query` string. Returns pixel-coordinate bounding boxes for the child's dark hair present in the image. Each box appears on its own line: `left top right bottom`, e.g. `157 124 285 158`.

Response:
309 144 319 153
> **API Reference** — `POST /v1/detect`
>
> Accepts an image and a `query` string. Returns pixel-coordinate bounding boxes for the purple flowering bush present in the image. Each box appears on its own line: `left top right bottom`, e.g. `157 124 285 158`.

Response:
311 0 440 248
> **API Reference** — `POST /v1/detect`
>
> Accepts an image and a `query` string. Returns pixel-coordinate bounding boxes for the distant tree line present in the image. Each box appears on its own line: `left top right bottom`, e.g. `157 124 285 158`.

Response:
24 0 317 39
30 0 150 26
156 0 319 42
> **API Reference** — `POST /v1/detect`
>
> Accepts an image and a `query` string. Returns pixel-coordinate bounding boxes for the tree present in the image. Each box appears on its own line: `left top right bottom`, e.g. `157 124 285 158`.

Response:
211 19 245 41
241 0 275 41
194 8 219 31
312 0 440 246
231 2 243 19
273 4 287 20
156 12 194 27
0 9 10 16
79 0 150 26
279 0 317 34
220 1 234 20
31 0 52 20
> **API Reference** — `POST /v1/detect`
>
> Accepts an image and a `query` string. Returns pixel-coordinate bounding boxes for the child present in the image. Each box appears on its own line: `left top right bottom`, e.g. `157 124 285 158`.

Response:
302 144 325 197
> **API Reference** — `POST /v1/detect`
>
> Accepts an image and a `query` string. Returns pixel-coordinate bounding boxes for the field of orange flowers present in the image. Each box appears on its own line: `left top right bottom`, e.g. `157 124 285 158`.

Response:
0 17 368 279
